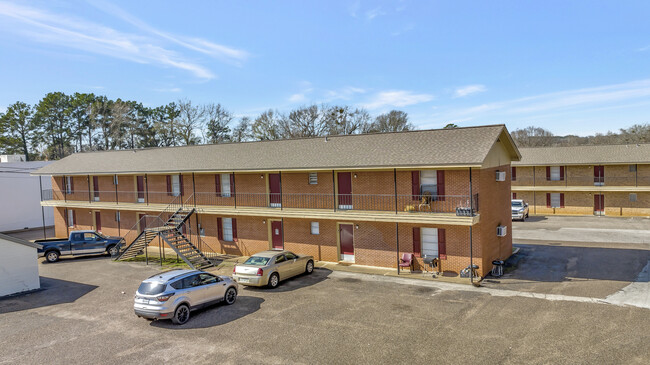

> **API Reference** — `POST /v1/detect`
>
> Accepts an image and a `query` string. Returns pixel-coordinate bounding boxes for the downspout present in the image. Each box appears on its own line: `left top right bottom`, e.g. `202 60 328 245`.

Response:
396 222 400 274
332 170 336 212
145 174 149 206
393 168 398 214
40 176 46 239
469 167 474 285
192 172 196 207
233 172 237 208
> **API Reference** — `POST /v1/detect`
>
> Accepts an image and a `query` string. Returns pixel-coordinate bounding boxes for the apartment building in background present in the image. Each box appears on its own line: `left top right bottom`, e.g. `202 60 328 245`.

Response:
35 125 520 278
511 144 650 217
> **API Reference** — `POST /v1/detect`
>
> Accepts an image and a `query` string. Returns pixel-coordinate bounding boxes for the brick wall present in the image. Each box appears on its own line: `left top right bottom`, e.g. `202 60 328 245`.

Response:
475 165 513 277
283 218 338 262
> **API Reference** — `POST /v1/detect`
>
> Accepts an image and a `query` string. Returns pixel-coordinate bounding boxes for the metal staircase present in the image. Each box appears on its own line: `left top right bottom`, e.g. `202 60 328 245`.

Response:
159 226 214 270
114 204 215 270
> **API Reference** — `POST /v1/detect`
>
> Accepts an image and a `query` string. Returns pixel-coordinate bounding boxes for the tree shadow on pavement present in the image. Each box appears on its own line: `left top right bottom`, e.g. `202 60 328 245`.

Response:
150 296 265 329
0 277 98 314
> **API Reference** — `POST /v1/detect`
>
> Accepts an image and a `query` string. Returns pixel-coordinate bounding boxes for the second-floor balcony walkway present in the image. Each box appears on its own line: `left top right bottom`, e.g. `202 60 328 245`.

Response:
512 175 650 191
41 189 481 225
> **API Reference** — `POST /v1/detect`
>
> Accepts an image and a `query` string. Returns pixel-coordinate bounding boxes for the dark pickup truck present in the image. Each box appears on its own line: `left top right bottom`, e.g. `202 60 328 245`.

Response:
36 231 122 263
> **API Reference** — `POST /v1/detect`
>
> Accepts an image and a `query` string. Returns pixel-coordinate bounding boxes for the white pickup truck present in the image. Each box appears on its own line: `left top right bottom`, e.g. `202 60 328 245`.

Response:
511 199 529 221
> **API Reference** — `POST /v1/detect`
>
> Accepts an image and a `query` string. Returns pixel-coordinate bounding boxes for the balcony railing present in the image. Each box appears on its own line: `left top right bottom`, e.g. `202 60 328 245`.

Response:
512 175 650 187
42 189 479 216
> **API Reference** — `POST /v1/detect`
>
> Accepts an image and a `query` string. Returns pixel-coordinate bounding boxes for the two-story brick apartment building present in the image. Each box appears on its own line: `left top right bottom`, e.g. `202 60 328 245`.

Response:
512 143 650 217
35 125 520 277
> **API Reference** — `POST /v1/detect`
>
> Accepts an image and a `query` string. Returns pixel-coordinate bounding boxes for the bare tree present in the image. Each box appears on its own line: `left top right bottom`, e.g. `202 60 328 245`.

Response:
511 126 555 147
178 99 204 145
283 105 327 138
232 116 252 142
252 110 282 140
323 106 370 135
368 110 413 133
204 103 233 144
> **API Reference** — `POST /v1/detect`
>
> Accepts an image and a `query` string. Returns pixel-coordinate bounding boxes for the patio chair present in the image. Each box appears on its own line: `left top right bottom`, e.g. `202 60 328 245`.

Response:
399 253 414 273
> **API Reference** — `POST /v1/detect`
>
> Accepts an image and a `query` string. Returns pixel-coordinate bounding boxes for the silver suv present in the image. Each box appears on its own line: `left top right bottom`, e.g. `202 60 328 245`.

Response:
134 269 238 325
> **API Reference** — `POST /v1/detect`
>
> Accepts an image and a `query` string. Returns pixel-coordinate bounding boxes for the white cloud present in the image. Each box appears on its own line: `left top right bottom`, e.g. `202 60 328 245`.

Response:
365 7 385 20
88 0 248 65
637 45 650 52
153 87 182 93
325 86 366 101
362 90 434 109
425 78 650 128
454 84 487 98
0 1 248 79
288 93 308 103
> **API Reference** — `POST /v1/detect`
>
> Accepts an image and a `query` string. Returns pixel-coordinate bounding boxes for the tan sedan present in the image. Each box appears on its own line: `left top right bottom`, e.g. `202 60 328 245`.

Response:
232 250 314 288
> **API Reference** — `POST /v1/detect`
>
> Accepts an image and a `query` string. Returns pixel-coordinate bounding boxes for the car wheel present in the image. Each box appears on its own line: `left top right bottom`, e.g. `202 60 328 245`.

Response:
107 245 118 256
45 251 60 263
305 260 314 274
224 287 237 305
268 273 280 288
172 304 190 325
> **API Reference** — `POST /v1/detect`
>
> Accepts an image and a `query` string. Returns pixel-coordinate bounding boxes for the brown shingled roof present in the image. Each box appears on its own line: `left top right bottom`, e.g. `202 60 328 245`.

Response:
513 143 650 166
34 124 519 175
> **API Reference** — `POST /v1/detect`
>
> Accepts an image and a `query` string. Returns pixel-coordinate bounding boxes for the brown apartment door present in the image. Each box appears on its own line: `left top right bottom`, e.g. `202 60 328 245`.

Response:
137 213 147 233
269 173 281 207
95 211 102 232
339 224 354 261
594 194 605 215
271 221 283 249
594 166 604 186
136 176 145 203
337 172 352 209
93 176 100 201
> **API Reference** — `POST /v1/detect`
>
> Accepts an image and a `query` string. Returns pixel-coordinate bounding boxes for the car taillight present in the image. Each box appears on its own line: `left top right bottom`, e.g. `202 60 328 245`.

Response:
256 268 263 276
233 265 237 274
156 293 174 302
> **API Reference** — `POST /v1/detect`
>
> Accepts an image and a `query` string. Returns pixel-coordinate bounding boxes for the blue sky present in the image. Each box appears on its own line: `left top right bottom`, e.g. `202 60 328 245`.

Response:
0 0 649 136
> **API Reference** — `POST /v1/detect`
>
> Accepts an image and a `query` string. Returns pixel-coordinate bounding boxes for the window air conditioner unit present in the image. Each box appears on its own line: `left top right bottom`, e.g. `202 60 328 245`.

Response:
496 171 506 182
497 225 507 237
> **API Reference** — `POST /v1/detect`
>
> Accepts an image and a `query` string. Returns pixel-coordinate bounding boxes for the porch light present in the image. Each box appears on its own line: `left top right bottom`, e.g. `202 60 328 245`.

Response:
353 173 358 178
260 174 264 179
355 224 359 229
262 219 266 224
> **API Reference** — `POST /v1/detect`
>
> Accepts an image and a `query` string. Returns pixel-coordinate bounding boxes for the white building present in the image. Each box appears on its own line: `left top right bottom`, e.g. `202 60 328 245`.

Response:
0 154 26 163
0 161 54 232
0 233 41 296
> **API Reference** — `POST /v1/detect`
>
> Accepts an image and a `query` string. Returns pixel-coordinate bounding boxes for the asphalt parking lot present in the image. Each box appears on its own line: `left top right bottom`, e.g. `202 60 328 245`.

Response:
1 250 649 364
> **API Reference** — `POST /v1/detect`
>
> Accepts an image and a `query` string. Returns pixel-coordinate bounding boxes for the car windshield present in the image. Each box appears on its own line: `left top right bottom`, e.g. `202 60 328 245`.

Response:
511 201 523 208
244 256 270 266
137 282 166 295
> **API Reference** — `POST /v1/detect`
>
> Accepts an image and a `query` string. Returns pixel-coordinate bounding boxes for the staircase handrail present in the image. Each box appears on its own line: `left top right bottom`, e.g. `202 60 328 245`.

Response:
115 195 184 254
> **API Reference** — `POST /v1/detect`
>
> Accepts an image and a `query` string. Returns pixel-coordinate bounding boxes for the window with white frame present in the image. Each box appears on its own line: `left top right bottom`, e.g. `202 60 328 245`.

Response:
421 228 439 258
420 170 437 196
222 218 233 241
221 173 231 197
68 209 74 227
550 193 561 208
550 166 561 181
310 222 319 235
171 175 180 196
309 172 318 185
